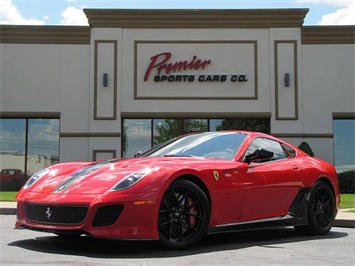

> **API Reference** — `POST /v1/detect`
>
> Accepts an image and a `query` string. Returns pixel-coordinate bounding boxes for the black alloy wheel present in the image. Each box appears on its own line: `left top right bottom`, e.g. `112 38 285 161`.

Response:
295 181 335 235
158 179 210 249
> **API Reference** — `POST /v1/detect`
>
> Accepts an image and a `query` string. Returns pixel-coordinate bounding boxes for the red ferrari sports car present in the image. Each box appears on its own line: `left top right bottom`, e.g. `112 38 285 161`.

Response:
15 131 340 249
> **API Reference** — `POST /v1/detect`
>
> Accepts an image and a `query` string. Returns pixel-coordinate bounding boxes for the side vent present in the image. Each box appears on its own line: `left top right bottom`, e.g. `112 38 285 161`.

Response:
92 204 124 228
289 188 310 224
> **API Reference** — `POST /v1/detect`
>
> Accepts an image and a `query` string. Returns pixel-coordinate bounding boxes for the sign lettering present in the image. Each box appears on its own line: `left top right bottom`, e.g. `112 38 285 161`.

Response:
144 52 211 81
143 52 248 84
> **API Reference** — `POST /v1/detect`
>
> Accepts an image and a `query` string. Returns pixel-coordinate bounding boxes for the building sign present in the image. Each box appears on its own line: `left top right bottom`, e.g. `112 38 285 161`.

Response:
144 52 248 83
135 41 257 99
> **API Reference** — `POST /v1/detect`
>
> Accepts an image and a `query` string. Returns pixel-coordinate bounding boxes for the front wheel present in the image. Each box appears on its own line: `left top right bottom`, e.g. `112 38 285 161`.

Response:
158 179 210 249
295 181 335 235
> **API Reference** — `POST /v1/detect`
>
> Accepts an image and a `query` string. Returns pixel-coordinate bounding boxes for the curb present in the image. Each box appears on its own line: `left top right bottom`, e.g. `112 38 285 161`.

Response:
333 219 355 228
0 208 16 215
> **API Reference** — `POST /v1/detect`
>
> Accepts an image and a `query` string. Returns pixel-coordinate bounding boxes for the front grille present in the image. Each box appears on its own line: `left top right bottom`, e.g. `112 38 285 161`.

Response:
92 204 124 227
26 203 88 225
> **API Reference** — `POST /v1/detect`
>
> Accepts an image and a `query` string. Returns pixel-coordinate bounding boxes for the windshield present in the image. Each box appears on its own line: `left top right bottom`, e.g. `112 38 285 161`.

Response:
148 132 247 160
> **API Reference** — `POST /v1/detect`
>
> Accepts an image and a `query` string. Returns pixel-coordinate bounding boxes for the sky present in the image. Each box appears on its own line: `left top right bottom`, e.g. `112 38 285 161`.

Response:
0 0 354 26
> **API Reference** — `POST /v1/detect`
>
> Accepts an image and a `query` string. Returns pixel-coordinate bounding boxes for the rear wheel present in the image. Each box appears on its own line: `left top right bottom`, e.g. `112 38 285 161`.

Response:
295 181 335 235
158 179 210 249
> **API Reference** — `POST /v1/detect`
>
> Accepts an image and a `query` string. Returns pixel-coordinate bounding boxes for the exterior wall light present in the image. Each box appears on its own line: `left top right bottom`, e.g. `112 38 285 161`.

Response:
103 73 108 87
284 73 290 87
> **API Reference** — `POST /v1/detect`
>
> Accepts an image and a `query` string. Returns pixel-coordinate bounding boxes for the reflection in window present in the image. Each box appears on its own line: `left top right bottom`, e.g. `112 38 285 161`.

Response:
28 119 59 176
153 119 182 146
210 118 270 134
184 119 208 133
122 119 151 158
153 119 208 146
0 119 26 176
0 118 59 188
334 119 355 173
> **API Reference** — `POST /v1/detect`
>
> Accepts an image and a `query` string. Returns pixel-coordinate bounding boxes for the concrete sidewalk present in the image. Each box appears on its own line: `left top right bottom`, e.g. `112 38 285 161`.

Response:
1 201 354 228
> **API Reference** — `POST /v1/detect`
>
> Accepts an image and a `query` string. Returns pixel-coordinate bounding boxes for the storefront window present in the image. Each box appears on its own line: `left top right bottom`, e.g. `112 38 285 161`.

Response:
210 118 270 133
333 119 355 173
153 119 208 146
0 119 26 176
27 119 60 175
184 119 208 133
0 118 59 190
123 118 270 158
122 119 151 158
153 119 182 145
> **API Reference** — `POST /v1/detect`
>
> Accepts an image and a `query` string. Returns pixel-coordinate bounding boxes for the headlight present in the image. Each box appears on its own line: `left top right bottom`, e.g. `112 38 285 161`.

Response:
111 168 152 191
24 168 50 189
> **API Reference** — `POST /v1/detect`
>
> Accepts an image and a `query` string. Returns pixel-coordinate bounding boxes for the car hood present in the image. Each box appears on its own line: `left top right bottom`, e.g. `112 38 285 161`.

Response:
26 156 237 195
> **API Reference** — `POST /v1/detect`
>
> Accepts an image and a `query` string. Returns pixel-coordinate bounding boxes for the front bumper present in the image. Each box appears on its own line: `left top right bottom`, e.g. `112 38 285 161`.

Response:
16 190 161 240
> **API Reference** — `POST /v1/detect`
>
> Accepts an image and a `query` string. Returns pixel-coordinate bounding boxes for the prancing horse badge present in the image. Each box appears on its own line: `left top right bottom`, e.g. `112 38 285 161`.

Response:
213 171 219 181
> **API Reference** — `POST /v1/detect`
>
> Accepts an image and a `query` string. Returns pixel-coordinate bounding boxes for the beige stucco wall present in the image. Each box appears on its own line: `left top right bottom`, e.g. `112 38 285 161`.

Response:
0 43 91 162
300 44 354 163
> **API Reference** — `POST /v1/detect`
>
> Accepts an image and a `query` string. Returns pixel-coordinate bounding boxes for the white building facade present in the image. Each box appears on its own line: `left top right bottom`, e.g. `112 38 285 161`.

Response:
0 9 354 176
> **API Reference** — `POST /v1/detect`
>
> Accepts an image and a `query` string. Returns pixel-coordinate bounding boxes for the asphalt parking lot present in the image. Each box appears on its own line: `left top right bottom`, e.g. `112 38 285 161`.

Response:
1 215 354 266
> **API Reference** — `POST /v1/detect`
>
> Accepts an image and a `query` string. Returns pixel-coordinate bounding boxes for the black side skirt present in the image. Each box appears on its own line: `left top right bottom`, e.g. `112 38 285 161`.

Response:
208 187 311 235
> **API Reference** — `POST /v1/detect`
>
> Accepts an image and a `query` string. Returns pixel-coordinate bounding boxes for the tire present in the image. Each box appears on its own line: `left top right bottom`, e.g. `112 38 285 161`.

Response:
158 179 210 249
295 181 335 235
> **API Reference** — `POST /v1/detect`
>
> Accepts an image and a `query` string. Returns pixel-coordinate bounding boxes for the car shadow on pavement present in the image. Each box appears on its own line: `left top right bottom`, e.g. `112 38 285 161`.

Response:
8 228 348 258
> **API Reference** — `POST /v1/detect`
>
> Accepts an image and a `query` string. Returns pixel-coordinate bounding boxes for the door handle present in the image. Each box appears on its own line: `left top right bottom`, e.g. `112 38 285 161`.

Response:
292 165 299 171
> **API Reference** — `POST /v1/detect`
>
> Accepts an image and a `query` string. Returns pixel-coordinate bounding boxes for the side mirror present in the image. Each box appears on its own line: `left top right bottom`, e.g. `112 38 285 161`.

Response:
245 148 274 163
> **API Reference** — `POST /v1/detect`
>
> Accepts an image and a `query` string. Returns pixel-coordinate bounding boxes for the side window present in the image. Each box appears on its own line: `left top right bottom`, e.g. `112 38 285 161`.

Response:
281 143 296 158
245 138 287 162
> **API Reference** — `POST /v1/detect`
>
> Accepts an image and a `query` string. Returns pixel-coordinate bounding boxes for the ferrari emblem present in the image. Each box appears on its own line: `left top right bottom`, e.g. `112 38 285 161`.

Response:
45 207 52 220
213 171 219 181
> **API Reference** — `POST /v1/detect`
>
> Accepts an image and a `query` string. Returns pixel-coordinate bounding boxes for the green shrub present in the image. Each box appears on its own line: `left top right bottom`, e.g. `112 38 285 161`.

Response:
298 141 314 157
338 170 355 194
0 180 25 191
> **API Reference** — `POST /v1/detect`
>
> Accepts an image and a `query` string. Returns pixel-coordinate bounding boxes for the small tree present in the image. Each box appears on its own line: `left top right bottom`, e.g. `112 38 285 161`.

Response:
298 141 314 157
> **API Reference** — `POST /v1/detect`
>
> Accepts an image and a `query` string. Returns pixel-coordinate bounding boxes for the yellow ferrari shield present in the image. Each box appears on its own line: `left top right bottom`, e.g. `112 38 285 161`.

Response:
213 171 219 181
